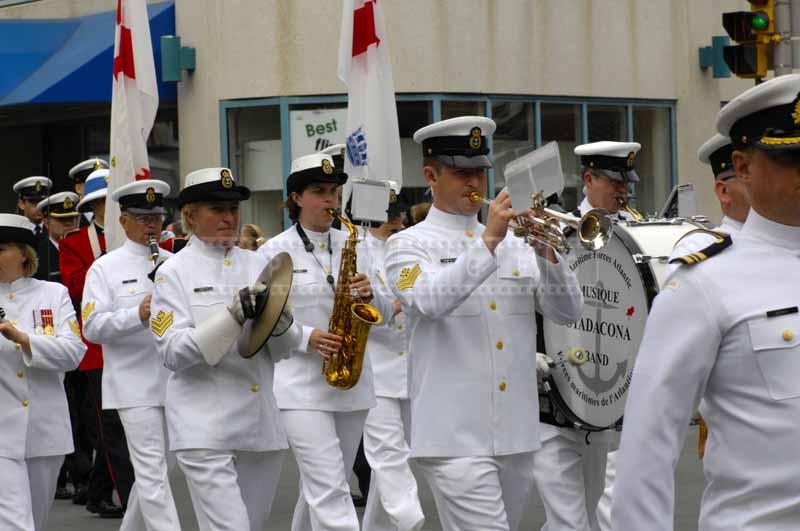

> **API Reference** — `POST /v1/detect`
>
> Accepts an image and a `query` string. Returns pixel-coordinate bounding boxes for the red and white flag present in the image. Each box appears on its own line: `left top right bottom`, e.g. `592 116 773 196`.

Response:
106 0 158 250
338 0 402 205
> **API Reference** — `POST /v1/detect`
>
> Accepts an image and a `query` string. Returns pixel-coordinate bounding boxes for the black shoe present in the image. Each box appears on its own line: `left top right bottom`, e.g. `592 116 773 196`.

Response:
72 485 88 505
351 493 367 507
54 486 73 500
86 499 124 518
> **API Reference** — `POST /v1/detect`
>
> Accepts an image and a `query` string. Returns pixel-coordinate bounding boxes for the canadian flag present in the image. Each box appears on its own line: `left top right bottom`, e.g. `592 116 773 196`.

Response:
105 0 158 250
338 0 402 204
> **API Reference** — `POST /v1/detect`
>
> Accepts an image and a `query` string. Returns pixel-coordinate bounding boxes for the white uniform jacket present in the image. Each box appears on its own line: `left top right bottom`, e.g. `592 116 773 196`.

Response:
384 206 583 458
151 236 290 452
259 224 393 411
82 238 172 409
0 277 85 460
665 215 744 279
360 232 408 399
612 210 800 531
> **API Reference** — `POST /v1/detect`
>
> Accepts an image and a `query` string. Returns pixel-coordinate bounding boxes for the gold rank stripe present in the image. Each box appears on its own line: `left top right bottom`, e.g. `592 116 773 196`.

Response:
81 301 95 322
396 264 421 291
68 319 81 338
151 310 174 337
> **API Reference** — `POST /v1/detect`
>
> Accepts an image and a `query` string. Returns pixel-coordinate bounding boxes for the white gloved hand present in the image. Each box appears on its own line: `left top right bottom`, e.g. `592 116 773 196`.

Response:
536 352 554 378
228 282 268 325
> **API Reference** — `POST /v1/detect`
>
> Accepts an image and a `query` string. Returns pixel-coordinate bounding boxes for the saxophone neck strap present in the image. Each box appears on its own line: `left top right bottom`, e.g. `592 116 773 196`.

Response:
295 223 335 290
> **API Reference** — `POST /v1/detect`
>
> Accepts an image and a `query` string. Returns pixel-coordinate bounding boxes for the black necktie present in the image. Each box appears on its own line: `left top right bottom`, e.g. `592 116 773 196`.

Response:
34 225 42 237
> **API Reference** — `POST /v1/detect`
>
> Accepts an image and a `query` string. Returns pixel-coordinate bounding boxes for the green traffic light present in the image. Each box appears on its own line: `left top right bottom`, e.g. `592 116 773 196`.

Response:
752 12 770 31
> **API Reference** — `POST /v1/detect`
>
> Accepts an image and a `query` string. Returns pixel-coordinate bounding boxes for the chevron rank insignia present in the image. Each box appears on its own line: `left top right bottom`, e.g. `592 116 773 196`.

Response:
81 301 95 322
68 319 81 338
151 310 174 337
396 264 422 291
669 230 732 266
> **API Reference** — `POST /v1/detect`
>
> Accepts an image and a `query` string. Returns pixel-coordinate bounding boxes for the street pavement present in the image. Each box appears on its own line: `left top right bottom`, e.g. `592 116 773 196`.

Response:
48 427 705 530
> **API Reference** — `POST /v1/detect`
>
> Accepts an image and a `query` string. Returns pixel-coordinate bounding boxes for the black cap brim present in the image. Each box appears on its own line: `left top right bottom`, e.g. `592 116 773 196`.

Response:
0 227 37 248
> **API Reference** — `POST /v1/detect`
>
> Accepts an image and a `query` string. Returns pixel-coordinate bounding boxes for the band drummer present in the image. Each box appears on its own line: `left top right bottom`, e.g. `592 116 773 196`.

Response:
384 116 583 531
150 167 301 530
612 73 800 531
258 153 391 531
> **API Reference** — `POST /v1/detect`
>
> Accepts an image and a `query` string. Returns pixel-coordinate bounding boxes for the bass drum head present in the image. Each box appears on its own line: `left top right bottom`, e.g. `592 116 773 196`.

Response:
542 227 651 430
542 221 702 430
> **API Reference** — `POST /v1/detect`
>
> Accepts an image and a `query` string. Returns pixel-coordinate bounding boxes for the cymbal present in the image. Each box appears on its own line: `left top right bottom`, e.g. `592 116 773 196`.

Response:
238 252 293 358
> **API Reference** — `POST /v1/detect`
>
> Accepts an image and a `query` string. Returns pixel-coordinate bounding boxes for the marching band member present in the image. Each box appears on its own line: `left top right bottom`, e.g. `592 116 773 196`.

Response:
81 180 180 531
13 176 52 241
361 186 425 531
534 141 641 531
61 169 133 518
151 167 302 531
259 153 391 531
34 192 80 285
385 116 583 531
612 74 800 531
0 214 86 531
69 158 108 227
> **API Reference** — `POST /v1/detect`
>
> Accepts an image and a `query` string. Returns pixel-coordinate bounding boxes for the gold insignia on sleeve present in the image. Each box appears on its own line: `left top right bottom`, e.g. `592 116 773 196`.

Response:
151 310 174 337
68 319 81 338
81 301 95 322
395 264 422 291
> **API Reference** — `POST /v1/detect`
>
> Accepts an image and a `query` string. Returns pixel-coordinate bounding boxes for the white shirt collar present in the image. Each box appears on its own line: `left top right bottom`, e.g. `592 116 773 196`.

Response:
123 237 151 257
0 276 31 292
719 216 744 235
188 234 234 258
425 205 480 231
741 208 800 250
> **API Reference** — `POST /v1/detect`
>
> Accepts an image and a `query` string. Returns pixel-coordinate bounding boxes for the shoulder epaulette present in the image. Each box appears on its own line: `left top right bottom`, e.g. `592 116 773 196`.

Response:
668 229 732 265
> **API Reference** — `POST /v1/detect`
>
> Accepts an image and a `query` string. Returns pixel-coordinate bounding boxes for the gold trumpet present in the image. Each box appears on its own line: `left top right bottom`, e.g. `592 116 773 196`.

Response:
617 196 645 222
468 192 614 254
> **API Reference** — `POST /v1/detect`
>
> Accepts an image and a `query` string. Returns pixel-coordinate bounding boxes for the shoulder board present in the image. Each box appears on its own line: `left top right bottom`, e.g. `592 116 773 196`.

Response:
668 229 732 266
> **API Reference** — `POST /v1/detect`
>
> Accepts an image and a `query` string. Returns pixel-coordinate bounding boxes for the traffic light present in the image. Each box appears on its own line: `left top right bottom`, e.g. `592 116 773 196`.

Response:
721 1 775 79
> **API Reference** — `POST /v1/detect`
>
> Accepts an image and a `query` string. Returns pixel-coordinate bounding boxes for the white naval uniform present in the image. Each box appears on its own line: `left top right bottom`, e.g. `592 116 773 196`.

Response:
534 198 633 531
152 236 298 531
384 205 583 531
359 231 425 531
82 238 180 531
612 210 800 530
259 224 393 531
0 278 85 531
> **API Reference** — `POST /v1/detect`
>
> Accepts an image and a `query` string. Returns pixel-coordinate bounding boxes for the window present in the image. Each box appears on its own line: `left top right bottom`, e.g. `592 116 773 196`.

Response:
540 103 582 211
442 100 486 120
588 105 627 143
226 105 283 238
491 101 534 194
396 101 433 211
632 106 672 215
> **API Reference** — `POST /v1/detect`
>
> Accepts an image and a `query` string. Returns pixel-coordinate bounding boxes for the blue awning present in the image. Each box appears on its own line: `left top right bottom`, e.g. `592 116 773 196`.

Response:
0 1 176 107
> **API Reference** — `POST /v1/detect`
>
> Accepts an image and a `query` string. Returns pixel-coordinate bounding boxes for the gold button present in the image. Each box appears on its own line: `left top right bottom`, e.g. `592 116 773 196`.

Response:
496 341 504 350
129 288 136 294
16 371 23 378
465 230 474 238
397 325 404 331
512 269 520 277
783 330 795 342
398 351 405 357
489 301 497 311
224 258 232 266
498 382 507 392
8 293 13 300
250 385 260 393
320 242 327 249
22 400 29 407
14 343 21 350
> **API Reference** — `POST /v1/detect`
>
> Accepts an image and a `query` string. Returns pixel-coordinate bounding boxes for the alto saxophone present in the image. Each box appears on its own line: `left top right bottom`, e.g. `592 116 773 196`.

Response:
322 211 383 389
617 196 645 222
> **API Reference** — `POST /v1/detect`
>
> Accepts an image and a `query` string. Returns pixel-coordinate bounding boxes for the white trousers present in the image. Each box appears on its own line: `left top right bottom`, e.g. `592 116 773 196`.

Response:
594 450 616 531
362 397 424 531
176 448 285 531
0 455 63 531
415 453 536 531
281 409 367 531
118 406 181 531
533 433 612 531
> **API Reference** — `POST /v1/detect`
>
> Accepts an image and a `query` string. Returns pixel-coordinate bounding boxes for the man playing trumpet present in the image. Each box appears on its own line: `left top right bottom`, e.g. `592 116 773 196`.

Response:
385 116 583 531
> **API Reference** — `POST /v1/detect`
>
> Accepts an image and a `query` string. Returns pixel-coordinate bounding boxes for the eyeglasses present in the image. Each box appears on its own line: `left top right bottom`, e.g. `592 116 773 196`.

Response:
125 213 165 225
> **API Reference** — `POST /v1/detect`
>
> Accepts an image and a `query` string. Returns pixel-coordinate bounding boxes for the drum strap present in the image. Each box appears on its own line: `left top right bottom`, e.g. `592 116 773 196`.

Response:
536 311 573 429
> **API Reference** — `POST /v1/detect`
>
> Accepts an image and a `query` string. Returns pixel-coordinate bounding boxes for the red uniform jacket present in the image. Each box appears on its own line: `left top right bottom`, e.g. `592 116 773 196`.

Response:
59 224 106 371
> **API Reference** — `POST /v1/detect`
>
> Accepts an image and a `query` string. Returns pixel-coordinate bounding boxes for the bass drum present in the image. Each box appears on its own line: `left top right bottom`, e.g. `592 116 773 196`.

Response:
541 219 704 431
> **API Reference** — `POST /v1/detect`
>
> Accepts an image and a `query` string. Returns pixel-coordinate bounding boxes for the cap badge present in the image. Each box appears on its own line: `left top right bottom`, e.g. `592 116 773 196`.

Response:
389 190 398 204
63 196 74 210
792 97 800 126
469 127 482 150
34 181 42 193
626 151 636 168
145 187 156 204
220 169 234 189
94 159 103 170
321 159 334 175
